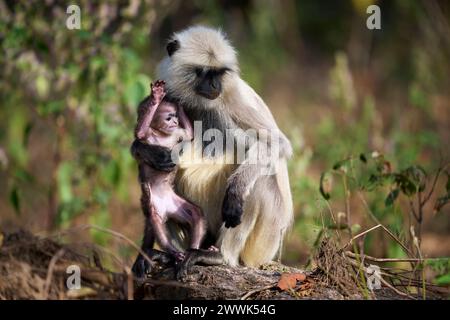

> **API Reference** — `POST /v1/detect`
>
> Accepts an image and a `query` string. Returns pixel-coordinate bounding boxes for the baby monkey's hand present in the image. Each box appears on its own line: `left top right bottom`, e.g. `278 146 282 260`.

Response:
151 80 166 104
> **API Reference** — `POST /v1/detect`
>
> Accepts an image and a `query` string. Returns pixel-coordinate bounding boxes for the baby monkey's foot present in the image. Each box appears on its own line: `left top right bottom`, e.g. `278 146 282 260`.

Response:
176 249 224 281
173 251 185 262
151 80 166 104
132 249 174 279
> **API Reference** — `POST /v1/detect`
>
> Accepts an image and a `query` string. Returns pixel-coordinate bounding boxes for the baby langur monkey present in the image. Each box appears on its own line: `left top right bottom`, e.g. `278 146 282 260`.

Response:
131 80 222 278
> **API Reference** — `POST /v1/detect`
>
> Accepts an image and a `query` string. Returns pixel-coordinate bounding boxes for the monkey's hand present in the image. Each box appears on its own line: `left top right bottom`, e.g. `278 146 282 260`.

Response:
150 80 166 105
131 140 176 172
222 184 244 228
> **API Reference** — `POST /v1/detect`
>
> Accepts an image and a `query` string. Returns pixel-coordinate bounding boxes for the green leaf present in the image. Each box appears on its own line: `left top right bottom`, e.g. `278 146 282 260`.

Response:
9 186 20 215
359 153 367 163
319 172 331 200
8 109 28 166
332 158 350 170
351 224 361 233
426 258 450 274
57 162 73 203
77 29 92 40
90 56 107 71
89 210 111 246
404 165 427 192
57 197 86 226
124 75 148 107
93 188 110 207
366 174 378 190
23 122 33 146
136 73 151 91
385 189 400 207
14 168 34 183
387 242 407 259
35 75 49 98
434 195 450 213
103 160 121 186
435 274 450 286
124 82 141 107
409 83 429 110
395 172 419 196
37 101 65 116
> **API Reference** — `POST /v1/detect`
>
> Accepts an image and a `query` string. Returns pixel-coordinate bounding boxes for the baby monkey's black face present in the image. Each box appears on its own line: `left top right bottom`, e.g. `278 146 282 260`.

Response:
193 66 230 100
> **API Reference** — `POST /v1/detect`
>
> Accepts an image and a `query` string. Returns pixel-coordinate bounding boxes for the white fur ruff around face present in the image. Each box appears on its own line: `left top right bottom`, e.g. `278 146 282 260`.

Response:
157 26 239 110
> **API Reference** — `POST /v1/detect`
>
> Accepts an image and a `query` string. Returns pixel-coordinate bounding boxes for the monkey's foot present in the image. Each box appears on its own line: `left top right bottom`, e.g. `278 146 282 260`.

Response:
207 245 219 252
174 251 185 261
176 249 224 281
132 249 174 278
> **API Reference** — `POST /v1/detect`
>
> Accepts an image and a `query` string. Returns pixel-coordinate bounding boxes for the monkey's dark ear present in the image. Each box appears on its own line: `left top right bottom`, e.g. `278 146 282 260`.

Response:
166 40 180 56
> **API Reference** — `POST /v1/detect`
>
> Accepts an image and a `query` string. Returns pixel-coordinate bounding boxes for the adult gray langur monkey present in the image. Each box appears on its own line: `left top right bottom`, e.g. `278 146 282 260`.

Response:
133 25 293 273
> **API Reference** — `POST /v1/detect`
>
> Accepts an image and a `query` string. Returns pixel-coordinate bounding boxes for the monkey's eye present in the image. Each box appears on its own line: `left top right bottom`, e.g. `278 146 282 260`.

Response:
195 68 203 77
218 67 232 75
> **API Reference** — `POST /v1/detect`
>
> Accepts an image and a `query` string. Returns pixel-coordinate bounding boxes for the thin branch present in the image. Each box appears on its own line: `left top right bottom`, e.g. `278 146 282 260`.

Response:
83 243 127 271
380 224 414 257
341 224 381 250
356 191 381 225
345 251 434 263
379 277 415 300
240 283 276 300
125 266 134 300
380 271 438 288
346 258 415 300
408 198 420 222
51 224 155 271
420 165 447 206
43 249 66 300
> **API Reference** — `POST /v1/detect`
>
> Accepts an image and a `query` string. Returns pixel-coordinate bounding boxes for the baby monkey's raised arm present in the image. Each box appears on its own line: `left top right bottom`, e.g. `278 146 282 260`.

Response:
135 80 192 148
134 80 166 141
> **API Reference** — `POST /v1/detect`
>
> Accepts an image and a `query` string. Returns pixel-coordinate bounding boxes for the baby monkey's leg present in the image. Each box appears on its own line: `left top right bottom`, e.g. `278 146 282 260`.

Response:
181 202 207 249
132 181 173 277
137 166 183 262
132 218 173 277
149 208 186 262
173 199 224 280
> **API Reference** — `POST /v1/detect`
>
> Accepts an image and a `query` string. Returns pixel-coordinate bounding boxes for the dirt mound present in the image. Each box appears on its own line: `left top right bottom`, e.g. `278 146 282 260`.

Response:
1 228 444 300
0 229 341 300
0 229 127 299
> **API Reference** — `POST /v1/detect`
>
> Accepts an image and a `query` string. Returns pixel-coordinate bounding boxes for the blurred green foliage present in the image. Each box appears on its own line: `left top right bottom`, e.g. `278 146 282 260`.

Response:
0 1 449 272
427 258 450 285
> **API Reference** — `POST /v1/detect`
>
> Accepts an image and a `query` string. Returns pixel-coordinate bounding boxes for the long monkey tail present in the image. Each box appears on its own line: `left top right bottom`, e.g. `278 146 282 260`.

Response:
240 159 293 266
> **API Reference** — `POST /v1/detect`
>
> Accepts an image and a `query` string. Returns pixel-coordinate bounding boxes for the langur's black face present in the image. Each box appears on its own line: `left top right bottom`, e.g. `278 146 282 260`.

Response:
193 66 229 100
166 39 231 100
